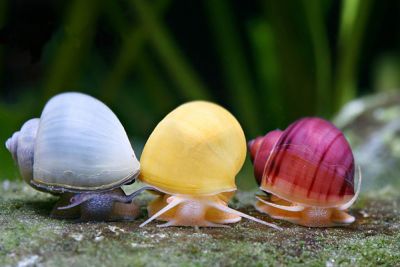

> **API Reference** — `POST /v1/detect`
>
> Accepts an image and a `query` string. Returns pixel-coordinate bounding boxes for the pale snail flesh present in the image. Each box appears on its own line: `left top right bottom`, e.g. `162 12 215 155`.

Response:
138 101 280 229
5 92 143 221
248 117 361 227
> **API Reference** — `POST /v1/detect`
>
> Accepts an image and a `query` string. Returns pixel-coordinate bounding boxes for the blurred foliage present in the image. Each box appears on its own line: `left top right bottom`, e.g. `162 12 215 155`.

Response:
0 0 399 187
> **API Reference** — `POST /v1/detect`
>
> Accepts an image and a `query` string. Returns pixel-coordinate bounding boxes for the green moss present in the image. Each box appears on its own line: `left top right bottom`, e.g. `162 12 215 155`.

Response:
0 182 399 266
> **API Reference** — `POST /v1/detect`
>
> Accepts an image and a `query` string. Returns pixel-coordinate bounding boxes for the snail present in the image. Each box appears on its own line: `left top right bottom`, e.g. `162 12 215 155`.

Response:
248 117 361 227
5 92 146 221
137 101 280 229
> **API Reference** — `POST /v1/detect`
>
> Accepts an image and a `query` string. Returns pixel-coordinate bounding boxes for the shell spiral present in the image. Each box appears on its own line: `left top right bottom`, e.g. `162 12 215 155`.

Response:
139 101 247 196
5 118 40 185
248 117 355 207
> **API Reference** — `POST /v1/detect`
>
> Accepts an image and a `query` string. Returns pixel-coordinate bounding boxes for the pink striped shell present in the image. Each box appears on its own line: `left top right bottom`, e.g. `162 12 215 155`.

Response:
248 117 355 207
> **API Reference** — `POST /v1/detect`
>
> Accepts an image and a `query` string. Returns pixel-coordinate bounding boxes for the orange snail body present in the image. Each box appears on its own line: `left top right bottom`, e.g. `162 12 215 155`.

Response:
248 117 361 227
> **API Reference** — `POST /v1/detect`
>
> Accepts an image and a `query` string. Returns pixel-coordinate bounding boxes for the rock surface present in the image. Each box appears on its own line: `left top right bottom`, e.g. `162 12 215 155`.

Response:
0 181 399 266
335 91 400 191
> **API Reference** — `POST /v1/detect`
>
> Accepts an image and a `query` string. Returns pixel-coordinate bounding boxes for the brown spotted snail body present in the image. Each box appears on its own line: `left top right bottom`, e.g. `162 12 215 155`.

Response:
5 92 148 221
248 117 361 227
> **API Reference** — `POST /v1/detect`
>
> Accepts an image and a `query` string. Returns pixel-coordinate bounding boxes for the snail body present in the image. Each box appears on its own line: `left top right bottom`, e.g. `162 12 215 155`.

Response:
248 117 361 227
5 92 141 221
139 101 280 229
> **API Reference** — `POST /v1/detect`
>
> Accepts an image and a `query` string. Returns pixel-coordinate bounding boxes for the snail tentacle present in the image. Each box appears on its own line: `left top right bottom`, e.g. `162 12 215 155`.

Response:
58 194 98 210
331 210 356 224
209 201 282 230
139 196 184 227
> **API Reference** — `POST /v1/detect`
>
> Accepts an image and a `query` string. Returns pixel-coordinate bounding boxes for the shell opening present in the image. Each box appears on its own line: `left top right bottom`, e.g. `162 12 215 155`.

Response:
256 196 305 212
338 165 362 210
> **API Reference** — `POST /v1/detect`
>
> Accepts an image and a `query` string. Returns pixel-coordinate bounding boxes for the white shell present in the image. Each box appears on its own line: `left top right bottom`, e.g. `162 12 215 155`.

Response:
31 92 140 192
6 118 39 185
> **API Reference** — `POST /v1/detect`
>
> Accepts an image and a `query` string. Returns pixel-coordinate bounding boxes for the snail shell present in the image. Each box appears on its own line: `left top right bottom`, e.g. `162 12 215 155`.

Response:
6 118 39 185
249 117 355 207
139 101 246 196
137 101 279 228
6 92 140 193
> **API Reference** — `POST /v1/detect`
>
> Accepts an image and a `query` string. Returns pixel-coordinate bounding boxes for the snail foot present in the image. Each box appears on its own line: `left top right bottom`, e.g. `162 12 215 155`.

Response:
51 188 140 222
140 193 281 229
255 195 355 227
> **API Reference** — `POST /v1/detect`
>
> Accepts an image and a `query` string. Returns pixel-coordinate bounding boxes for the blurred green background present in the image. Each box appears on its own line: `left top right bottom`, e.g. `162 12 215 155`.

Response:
0 0 399 188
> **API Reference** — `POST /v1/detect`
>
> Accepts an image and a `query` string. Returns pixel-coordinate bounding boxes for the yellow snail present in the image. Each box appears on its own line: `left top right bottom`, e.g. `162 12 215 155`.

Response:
138 101 280 229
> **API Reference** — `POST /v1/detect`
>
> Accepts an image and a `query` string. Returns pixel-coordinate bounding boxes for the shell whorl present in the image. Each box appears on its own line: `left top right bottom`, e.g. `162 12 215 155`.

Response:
6 132 19 162
248 130 283 185
5 118 40 184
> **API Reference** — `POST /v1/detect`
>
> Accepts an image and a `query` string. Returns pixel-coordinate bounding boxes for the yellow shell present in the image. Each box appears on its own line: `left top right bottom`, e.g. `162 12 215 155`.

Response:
139 101 246 196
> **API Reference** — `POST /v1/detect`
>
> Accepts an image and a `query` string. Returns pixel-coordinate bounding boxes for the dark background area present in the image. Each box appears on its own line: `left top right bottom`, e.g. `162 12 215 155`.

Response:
1 0 399 185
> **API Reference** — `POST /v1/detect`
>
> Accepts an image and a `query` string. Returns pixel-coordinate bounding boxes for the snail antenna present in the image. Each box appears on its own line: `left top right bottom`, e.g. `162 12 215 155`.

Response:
58 193 97 210
209 202 282 230
139 197 184 227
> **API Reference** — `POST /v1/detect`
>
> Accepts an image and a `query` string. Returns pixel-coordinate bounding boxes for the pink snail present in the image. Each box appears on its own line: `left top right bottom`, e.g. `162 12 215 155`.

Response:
248 117 361 227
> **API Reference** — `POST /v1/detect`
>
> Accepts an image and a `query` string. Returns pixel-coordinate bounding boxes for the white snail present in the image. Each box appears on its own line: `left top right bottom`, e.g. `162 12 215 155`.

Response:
5 92 143 221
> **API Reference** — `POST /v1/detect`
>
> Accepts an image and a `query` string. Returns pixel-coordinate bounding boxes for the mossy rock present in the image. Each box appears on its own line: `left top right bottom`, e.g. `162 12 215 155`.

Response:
335 91 400 191
0 181 399 266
